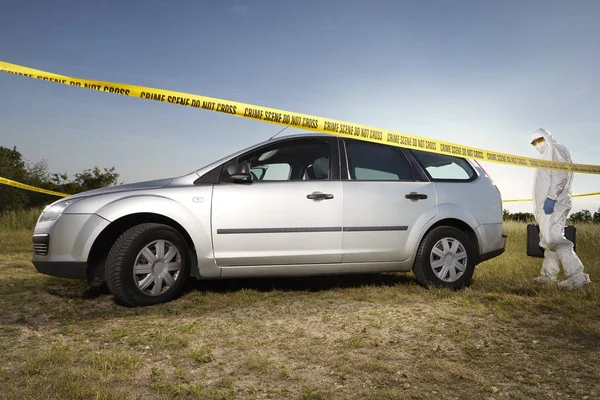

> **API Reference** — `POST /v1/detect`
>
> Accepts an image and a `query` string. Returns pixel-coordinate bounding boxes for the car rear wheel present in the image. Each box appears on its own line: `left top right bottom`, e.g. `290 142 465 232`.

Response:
413 226 476 290
105 223 191 306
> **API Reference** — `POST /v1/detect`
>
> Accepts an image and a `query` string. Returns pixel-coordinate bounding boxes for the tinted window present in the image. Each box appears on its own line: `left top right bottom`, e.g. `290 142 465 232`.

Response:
238 139 331 181
410 150 475 181
345 141 413 181
258 163 291 180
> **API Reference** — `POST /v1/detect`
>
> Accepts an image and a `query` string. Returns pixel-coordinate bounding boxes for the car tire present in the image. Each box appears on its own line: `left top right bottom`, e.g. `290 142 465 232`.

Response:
413 226 476 290
105 223 191 307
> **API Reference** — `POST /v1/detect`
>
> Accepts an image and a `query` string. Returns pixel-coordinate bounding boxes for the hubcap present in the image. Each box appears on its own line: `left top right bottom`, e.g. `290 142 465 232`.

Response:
133 239 182 296
429 237 467 282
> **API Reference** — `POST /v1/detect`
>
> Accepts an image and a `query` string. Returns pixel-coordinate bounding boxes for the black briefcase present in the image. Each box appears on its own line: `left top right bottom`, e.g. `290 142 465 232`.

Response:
526 224 576 258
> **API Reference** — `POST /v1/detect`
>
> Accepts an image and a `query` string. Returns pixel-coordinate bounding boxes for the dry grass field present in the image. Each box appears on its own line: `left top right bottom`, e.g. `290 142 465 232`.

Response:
0 208 598 399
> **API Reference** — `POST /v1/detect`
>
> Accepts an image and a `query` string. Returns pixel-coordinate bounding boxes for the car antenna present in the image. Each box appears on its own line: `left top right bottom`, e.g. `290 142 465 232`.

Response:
268 126 288 140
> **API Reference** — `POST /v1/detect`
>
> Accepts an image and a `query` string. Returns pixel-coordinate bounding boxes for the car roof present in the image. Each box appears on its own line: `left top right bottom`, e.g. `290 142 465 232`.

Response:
264 131 331 142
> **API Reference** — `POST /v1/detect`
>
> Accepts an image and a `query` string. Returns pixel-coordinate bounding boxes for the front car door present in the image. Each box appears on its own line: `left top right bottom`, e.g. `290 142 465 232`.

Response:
211 136 343 267
340 139 438 263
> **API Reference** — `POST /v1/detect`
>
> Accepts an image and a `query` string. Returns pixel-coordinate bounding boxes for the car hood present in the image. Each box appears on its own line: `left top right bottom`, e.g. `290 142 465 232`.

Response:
65 177 174 200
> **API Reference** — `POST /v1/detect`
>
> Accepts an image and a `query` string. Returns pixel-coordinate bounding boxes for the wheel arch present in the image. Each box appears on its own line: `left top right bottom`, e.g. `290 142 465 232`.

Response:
86 213 200 283
420 218 479 258
413 203 483 262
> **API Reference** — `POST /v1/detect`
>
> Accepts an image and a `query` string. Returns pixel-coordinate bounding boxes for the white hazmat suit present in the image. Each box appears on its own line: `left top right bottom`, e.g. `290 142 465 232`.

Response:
531 128 591 289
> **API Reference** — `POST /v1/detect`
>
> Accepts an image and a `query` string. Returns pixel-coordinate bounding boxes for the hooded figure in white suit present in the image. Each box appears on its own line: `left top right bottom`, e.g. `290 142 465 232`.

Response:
530 128 591 289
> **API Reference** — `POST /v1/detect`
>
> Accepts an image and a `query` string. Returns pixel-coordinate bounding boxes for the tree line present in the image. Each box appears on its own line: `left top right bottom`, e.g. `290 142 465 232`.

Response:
0 145 119 213
503 209 600 224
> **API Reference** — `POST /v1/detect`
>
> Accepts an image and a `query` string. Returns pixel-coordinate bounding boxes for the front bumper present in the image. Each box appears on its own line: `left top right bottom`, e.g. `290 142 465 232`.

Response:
31 213 110 279
33 260 88 279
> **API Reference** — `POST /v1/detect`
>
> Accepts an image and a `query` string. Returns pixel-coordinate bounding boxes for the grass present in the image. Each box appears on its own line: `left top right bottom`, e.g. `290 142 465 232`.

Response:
0 206 44 231
1 208 599 399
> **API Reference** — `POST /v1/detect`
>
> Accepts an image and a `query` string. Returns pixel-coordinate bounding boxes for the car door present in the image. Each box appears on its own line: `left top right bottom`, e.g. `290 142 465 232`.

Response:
211 136 343 267
341 139 437 263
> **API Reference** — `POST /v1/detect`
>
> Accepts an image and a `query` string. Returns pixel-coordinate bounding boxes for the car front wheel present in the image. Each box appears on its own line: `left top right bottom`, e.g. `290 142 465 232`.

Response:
105 223 191 306
413 226 476 290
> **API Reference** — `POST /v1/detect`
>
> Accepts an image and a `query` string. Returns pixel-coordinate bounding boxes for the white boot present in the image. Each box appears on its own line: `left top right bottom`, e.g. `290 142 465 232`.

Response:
535 249 560 285
558 273 591 289
534 275 557 284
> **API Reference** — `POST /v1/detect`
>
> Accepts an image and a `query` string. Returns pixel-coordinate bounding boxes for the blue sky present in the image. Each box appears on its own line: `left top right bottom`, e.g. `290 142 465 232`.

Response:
1 0 599 213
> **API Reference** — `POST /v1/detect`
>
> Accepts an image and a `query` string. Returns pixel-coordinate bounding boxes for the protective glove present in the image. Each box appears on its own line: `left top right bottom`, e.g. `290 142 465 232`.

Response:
543 198 556 215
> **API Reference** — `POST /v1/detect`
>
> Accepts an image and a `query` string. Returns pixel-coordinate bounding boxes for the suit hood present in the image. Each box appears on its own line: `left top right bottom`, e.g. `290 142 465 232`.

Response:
531 128 557 145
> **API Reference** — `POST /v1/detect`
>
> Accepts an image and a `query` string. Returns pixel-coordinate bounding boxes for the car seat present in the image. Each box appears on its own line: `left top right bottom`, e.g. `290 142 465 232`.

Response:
305 157 329 179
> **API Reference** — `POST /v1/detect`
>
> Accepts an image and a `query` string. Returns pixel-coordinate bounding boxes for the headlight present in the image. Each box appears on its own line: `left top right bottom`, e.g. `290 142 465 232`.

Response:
39 198 85 223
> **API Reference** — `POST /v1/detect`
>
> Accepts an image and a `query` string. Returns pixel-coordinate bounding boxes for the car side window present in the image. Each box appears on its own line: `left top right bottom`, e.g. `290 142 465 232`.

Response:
410 150 475 181
251 164 291 181
238 139 331 181
345 140 413 181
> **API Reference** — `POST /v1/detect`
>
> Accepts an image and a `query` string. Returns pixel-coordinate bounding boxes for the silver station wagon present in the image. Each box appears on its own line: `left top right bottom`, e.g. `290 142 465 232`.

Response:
32 133 506 306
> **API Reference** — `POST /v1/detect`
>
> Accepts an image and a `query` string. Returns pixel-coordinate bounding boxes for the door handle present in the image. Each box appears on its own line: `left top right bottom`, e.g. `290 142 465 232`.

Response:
307 192 334 200
405 192 428 200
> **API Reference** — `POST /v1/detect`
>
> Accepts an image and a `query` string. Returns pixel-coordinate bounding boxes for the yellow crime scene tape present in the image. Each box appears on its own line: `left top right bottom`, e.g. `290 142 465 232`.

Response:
502 191 600 203
0 177 69 197
1 60 600 175
1 60 600 203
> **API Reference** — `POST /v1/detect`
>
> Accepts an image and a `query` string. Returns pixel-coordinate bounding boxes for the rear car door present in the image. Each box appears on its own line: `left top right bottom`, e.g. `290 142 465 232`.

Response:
341 139 437 263
211 136 343 267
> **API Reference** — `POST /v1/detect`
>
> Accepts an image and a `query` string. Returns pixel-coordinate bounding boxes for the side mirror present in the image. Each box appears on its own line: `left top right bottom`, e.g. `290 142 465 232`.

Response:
223 162 251 182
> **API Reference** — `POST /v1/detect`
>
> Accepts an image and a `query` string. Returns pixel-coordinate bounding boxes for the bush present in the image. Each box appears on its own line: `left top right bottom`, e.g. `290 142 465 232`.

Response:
0 145 120 213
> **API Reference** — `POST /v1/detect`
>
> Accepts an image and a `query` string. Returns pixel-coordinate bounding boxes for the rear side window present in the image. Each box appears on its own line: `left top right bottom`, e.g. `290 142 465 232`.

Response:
410 150 475 181
345 141 413 181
